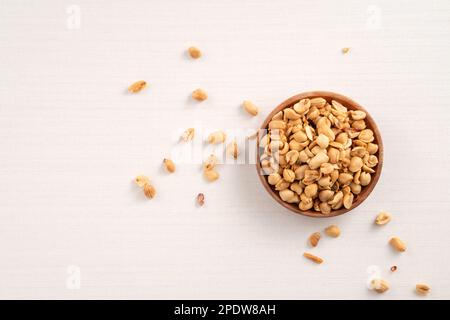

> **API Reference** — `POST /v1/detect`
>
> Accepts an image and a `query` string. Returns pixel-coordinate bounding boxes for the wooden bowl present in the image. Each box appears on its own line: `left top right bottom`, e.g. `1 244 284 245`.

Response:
256 91 383 218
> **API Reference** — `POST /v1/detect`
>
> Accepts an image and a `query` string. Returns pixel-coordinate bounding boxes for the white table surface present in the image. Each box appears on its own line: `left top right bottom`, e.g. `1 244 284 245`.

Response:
1 0 449 299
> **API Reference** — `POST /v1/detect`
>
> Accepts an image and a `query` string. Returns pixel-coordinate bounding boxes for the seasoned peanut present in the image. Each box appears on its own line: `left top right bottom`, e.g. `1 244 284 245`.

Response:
389 237 406 252
192 88 208 101
242 100 259 116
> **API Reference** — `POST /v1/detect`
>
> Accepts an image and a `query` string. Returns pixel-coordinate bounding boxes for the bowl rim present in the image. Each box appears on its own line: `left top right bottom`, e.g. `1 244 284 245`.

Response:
255 91 384 218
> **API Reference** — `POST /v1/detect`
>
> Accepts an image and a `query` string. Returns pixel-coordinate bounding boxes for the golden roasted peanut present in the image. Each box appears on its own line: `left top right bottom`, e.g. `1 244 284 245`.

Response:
292 130 308 143
343 192 354 209
143 183 156 199
318 176 332 188
275 179 290 191
342 47 351 54
293 99 311 114
350 110 366 120
319 190 334 202
181 128 195 142
226 140 239 159
316 134 329 149
389 237 406 252
350 182 362 194
290 182 303 195
305 125 314 141
285 150 299 165
197 193 205 206
192 88 208 101
319 202 331 214
303 252 324 264
416 284 431 296
242 100 259 116
299 200 313 211
359 129 374 143
204 169 219 182
375 211 391 225
272 111 283 120
128 80 147 93
283 168 295 183
268 173 282 185
135 175 150 188
351 146 367 158
309 232 321 247
371 279 390 293
349 156 364 173
268 120 286 130
366 155 378 167
360 172 371 186
163 158 176 173
367 143 379 155
308 152 329 170
328 148 340 164
335 132 348 145
279 189 295 202
188 46 202 59
294 165 308 180
331 100 347 113
303 169 320 184
352 120 366 130
324 224 341 237
203 154 218 171
284 108 301 120
310 97 327 108
278 141 290 155
207 131 226 144
338 172 353 185
320 163 334 175
304 183 319 198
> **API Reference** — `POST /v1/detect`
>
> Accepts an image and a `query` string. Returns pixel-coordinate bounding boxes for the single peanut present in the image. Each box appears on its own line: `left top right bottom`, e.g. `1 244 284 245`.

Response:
371 279 389 293
303 252 323 264
389 237 406 252
188 46 202 59
163 158 176 173
204 169 219 182
207 131 226 144
324 225 341 238
415 284 431 296
375 211 391 225
135 175 150 188
309 232 321 247
242 100 259 116
128 80 147 93
192 88 208 101
143 183 156 199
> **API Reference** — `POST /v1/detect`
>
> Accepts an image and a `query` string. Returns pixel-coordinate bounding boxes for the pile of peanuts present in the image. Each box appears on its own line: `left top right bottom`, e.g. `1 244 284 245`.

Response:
259 97 379 214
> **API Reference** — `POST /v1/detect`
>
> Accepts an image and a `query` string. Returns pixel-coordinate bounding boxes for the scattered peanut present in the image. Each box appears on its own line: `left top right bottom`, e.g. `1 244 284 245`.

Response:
309 232 321 247
163 158 176 173
128 80 147 93
342 47 351 54
192 88 208 101
197 193 205 206
260 97 379 214
389 237 407 252
303 252 323 264
135 175 150 188
204 169 219 182
143 183 156 199
370 279 390 293
207 131 226 144
415 284 431 296
181 128 195 142
226 140 239 159
188 46 202 59
375 211 391 225
242 100 259 116
324 225 341 238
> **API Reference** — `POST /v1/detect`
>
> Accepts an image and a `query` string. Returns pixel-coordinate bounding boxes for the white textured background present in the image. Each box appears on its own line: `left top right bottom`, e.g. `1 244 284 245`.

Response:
1 0 449 299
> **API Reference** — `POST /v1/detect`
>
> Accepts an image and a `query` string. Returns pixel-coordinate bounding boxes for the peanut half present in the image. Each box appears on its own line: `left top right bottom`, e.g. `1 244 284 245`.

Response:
389 237 406 252
308 232 321 247
303 252 323 264
188 46 202 59
371 279 390 293
375 211 391 225
163 158 176 173
415 284 431 296
242 100 259 116
192 88 208 101
181 128 195 142
324 225 341 238
128 80 147 93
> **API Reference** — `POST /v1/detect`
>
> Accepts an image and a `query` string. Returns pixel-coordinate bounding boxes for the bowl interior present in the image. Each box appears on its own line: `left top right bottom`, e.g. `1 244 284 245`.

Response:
256 91 383 218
